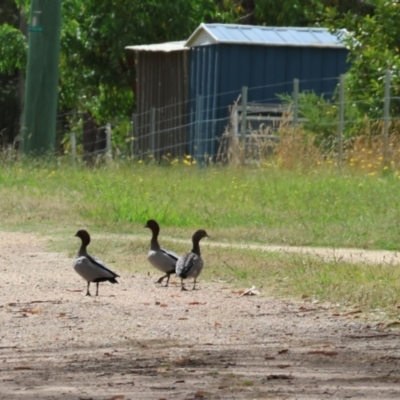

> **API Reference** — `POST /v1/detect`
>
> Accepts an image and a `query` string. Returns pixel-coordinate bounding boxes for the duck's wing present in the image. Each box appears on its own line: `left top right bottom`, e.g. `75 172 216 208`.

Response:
148 247 178 273
160 248 179 261
90 254 119 277
73 256 110 282
176 252 201 279
75 253 119 279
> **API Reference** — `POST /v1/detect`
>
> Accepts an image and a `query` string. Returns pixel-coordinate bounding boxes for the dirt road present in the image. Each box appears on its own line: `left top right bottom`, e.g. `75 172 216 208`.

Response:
1 231 400 399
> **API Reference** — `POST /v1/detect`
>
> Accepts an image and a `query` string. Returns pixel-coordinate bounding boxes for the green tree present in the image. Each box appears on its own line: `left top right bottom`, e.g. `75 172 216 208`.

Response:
322 0 400 118
59 0 214 121
1 0 243 148
253 0 376 26
0 24 26 74
0 0 28 144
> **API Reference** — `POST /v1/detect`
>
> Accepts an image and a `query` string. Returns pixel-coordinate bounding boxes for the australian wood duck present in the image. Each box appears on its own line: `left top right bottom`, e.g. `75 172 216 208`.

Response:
176 229 209 291
145 219 178 286
73 229 119 296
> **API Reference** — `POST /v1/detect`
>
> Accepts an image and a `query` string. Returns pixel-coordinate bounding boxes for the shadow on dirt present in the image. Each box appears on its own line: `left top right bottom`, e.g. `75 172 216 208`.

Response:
3 336 400 399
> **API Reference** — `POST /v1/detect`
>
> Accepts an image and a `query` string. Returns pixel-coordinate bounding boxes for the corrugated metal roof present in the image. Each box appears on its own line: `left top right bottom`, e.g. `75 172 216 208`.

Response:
185 23 346 48
125 41 188 53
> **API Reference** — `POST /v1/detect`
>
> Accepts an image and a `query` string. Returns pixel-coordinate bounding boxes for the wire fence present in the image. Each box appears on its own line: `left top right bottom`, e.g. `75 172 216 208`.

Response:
46 72 400 167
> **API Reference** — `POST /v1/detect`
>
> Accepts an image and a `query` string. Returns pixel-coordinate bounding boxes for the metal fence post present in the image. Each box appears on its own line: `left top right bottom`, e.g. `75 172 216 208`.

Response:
131 113 136 159
383 69 391 166
241 86 248 163
338 74 345 170
150 107 155 158
293 78 299 128
70 131 76 165
195 95 203 163
105 123 112 162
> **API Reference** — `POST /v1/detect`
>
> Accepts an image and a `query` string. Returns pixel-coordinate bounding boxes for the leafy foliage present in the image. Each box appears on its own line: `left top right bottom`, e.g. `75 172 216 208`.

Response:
254 0 316 26
1 0 243 142
58 0 245 135
322 0 400 118
253 0 375 26
0 24 27 74
279 89 362 151
2 0 400 147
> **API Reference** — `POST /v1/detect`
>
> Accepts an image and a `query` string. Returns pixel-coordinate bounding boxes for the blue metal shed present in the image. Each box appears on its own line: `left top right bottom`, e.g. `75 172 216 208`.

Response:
185 23 349 158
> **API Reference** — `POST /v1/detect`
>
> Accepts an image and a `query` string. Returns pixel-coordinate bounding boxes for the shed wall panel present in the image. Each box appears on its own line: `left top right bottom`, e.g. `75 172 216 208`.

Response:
135 51 189 159
189 43 348 158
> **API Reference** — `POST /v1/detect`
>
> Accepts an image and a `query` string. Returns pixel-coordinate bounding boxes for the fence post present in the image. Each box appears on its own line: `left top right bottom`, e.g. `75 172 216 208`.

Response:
195 95 203 163
293 78 299 128
383 69 391 167
338 74 345 170
150 107 155 158
131 113 136 159
70 131 76 165
105 123 112 162
241 86 248 163
232 105 239 137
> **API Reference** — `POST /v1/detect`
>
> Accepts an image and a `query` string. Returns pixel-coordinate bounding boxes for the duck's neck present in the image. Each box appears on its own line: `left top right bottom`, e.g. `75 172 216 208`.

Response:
150 231 161 251
191 241 201 256
77 244 88 257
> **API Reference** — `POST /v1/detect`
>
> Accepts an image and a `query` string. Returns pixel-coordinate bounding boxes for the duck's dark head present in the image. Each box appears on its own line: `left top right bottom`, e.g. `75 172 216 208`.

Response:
144 219 160 234
192 229 210 243
74 229 91 246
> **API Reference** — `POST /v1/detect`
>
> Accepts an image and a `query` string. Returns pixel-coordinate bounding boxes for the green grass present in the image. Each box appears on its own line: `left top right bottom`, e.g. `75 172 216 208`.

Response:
2 159 400 315
50 231 400 313
1 160 400 250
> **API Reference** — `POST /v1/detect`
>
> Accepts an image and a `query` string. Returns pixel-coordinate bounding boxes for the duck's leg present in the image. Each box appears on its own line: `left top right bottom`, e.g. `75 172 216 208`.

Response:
192 277 197 291
155 274 167 285
164 272 174 287
86 282 91 296
181 278 188 291
96 282 99 296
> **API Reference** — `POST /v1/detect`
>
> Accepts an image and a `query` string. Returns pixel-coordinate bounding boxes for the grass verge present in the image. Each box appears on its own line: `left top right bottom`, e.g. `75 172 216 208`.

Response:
49 231 400 319
1 160 400 250
2 159 400 318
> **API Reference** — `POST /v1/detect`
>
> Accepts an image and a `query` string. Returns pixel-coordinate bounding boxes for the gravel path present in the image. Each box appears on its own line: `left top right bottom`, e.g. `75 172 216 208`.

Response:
1 231 400 399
